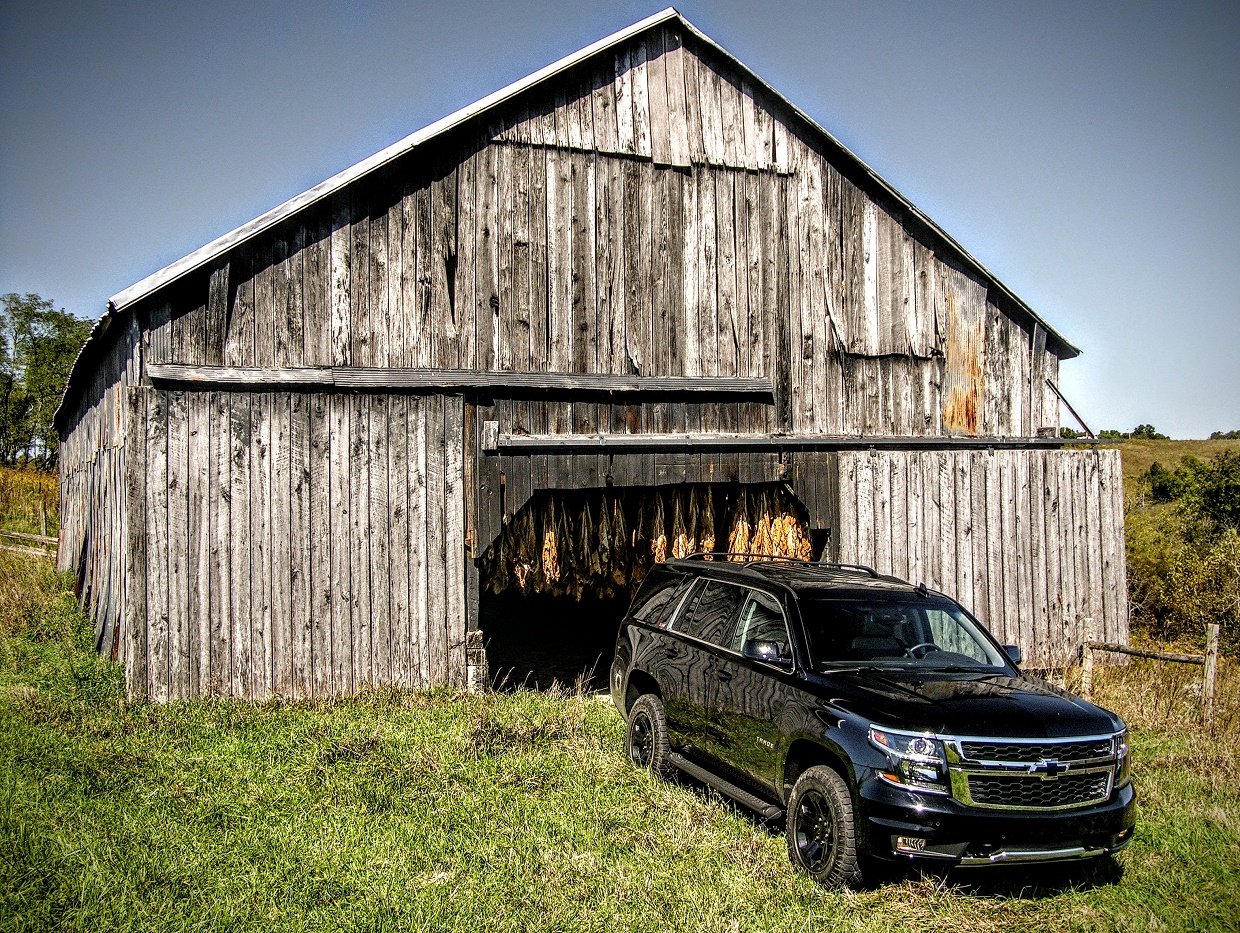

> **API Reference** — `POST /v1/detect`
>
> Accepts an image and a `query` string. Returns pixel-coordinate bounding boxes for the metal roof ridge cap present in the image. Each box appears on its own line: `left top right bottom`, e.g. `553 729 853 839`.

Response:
108 7 683 313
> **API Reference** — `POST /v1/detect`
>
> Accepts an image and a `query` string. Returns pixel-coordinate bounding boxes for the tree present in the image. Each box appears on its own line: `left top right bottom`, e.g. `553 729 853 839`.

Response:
0 293 92 468
1131 423 1169 440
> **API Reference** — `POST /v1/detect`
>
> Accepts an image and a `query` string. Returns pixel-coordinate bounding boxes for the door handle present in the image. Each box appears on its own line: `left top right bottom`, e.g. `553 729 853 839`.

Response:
664 646 682 659
716 669 733 682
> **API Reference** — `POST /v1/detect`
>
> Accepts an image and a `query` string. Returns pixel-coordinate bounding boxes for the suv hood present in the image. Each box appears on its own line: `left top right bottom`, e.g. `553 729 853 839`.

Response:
810 669 1121 738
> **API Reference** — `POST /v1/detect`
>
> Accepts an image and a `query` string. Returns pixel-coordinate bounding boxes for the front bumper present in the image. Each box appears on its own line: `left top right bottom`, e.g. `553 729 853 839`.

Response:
857 773 1137 866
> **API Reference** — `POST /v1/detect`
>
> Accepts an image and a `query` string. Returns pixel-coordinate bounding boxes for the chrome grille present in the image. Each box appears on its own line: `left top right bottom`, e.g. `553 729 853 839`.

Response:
959 739 1112 763
966 772 1111 809
943 732 1121 811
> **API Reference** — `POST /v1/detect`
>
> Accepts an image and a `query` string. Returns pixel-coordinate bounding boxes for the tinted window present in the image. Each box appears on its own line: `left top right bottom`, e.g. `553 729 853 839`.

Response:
729 591 790 657
674 581 747 647
629 571 689 629
800 597 1006 669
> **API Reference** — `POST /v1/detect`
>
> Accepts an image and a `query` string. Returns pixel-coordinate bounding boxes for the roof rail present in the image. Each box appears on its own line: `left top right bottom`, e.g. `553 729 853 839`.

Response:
678 553 879 577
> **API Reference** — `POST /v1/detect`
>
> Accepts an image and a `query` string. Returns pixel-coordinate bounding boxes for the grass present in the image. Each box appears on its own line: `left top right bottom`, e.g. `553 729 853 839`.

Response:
0 467 57 538
1099 437 1240 485
2 554 1239 932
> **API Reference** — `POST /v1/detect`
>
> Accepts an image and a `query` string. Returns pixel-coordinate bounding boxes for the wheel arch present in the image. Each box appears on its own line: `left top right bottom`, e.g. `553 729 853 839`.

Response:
624 669 662 715
781 736 857 805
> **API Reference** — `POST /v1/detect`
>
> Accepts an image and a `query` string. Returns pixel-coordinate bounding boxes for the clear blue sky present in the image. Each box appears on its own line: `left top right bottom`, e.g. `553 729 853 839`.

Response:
2 1 1236 438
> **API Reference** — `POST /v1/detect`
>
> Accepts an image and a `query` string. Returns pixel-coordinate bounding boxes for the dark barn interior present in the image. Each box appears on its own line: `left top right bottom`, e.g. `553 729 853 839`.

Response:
477 483 816 690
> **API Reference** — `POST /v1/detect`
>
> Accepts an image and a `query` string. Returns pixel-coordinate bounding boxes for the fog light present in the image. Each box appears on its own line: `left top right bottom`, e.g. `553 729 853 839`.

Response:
895 836 927 853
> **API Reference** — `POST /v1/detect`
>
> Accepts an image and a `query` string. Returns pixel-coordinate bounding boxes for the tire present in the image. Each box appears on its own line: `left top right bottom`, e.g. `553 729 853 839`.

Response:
785 765 863 889
626 694 672 780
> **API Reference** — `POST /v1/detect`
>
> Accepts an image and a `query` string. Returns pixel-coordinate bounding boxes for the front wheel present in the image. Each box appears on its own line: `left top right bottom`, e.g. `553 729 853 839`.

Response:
786 766 863 889
626 694 672 779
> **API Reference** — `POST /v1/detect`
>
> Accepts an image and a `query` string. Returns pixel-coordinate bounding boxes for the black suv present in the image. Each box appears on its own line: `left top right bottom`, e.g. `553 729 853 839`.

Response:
610 557 1136 888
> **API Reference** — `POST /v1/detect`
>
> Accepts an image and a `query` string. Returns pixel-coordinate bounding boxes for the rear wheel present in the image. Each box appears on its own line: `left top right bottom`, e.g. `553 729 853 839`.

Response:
786 765 863 889
626 694 672 779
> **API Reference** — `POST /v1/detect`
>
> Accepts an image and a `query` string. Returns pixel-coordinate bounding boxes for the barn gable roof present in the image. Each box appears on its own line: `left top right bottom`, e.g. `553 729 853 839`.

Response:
60 7 1079 430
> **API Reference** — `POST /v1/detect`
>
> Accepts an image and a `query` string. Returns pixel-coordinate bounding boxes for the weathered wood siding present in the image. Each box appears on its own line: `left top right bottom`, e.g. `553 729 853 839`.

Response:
124 386 465 700
57 316 141 659
142 24 1061 440
60 17 1099 699
837 448 1127 667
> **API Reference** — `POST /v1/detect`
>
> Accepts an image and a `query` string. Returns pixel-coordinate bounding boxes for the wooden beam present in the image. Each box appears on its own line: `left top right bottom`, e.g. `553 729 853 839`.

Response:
146 362 773 397
495 433 1081 452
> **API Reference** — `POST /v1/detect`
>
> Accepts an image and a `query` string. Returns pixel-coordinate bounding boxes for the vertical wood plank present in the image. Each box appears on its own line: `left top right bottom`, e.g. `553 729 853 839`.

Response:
529 148 549 372
408 395 429 687
251 394 273 698
349 394 372 690
328 393 352 694
205 264 230 366
388 395 411 688
329 192 352 365
662 26 691 168
308 394 331 695
145 390 169 702
445 396 466 686
271 393 293 697
165 390 189 700
125 387 149 700
547 149 573 372
289 393 312 698
188 390 210 696
570 153 598 373
369 196 390 369
631 39 652 159
371 395 393 687
425 395 448 685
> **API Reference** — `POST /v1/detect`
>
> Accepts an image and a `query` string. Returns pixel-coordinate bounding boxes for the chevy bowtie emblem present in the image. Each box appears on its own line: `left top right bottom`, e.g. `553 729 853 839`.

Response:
1028 759 1069 779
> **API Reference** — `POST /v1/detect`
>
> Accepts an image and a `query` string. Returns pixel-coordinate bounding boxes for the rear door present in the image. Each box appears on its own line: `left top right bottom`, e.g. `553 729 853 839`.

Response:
663 579 748 764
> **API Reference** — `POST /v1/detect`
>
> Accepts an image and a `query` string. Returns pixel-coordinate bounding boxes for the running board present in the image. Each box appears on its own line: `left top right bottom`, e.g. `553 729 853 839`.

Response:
668 752 783 820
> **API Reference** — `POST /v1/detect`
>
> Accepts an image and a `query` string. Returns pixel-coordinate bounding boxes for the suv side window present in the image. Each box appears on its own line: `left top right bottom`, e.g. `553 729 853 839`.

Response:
629 571 689 629
729 590 791 658
674 580 747 647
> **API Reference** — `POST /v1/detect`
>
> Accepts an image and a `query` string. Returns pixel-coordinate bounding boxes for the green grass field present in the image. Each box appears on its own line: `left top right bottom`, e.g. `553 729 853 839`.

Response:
2 554 1238 932
1099 437 1240 485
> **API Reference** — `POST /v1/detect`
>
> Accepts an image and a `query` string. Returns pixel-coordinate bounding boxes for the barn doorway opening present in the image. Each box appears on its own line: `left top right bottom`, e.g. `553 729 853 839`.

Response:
477 483 817 692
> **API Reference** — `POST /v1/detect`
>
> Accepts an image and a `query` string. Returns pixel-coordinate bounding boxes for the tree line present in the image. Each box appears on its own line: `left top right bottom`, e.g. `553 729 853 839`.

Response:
0 293 93 469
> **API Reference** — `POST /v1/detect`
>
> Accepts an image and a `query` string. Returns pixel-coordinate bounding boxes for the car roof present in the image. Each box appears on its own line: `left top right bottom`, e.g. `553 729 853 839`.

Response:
661 557 928 599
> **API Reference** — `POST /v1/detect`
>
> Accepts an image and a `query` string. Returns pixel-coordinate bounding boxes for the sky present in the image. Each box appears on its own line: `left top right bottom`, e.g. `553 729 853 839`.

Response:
1 0 1236 438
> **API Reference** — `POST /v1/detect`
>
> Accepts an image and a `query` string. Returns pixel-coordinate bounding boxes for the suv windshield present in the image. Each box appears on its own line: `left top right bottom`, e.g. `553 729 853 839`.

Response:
801 596 1008 671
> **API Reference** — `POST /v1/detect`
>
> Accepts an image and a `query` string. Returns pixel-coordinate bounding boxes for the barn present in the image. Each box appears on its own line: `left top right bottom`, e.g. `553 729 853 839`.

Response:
55 8 1127 700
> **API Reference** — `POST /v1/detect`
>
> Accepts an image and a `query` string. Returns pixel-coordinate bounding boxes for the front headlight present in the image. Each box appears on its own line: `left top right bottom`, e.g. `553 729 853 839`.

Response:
1114 727 1132 788
868 726 948 795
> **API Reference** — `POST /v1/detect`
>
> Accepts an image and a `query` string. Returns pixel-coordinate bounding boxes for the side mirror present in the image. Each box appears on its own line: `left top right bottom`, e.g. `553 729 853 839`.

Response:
743 639 791 667
1003 645 1023 665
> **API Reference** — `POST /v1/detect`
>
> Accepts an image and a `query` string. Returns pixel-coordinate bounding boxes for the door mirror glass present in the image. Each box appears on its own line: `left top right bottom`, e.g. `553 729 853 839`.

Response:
743 639 791 667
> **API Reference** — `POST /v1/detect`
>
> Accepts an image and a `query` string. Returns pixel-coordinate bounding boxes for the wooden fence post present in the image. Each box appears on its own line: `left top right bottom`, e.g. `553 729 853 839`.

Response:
1080 617 1096 701
1203 623 1220 729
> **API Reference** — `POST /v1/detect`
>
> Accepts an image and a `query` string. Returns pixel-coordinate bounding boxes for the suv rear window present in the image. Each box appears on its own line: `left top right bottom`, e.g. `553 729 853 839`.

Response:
628 571 690 629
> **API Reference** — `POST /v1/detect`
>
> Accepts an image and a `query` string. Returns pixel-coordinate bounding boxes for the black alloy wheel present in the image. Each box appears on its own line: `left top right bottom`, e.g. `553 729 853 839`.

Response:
786 765 863 888
626 694 671 779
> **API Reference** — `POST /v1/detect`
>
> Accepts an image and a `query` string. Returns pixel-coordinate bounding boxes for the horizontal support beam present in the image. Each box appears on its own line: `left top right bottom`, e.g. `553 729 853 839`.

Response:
495 432 1080 452
146 363 772 398
1086 641 1205 665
